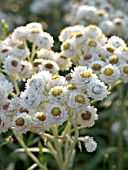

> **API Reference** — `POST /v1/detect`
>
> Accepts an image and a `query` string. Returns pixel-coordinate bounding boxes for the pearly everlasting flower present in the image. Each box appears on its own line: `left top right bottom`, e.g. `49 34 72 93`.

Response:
84 137 97 153
48 86 67 104
67 91 90 110
11 44 30 60
20 90 41 110
26 22 43 30
107 36 126 48
0 45 12 62
46 103 68 126
31 112 50 132
12 112 32 134
71 66 98 89
77 106 98 127
49 74 67 88
37 49 55 60
27 28 43 43
99 20 115 36
13 26 27 39
100 64 120 84
3 56 21 75
115 46 128 62
90 60 105 75
85 25 102 38
0 113 9 133
119 63 128 83
35 32 54 49
87 80 108 101
39 59 59 74
55 53 72 71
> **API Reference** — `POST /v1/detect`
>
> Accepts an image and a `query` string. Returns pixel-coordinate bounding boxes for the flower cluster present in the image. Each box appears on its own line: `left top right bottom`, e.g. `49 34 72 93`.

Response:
0 22 72 81
67 0 128 41
60 25 128 84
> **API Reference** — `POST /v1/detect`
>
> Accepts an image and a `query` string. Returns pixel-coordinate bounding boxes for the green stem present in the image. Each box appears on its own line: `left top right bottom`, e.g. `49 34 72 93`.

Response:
14 132 48 170
30 43 36 63
63 116 79 170
10 75 20 93
51 125 63 170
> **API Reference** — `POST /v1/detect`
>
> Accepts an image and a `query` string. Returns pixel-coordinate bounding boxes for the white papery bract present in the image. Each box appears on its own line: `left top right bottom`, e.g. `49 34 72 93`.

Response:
87 80 108 101
0 113 9 133
46 103 68 126
20 90 41 110
13 26 27 40
77 106 98 127
119 64 128 83
107 36 126 48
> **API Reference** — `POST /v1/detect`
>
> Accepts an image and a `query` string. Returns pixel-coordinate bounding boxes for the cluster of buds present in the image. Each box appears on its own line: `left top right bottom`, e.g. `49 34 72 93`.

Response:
60 25 128 84
67 0 128 41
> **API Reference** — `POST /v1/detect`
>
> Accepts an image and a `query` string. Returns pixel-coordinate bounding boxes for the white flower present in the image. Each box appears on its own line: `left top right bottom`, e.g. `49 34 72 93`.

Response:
90 60 105 75
37 49 55 60
31 112 50 132
26 22 43 30
107 36 126 48
61 38 76 58
71 66 98 89
27 28 43 43
20 90 41 110
13 26 27 39
85 137 97 153
77 106 98 127
35 32 54 49
46 103 68 126
3 56 21 75
99 20 115 36
0 45 12 62
55 53 72 71
17 60 33 81
67 91 90 110
39 59 59 74
87 80 108 101
100 64 120 84
48 86 67 104
85 25 102 38
0 79 13 95
11 44 30 60
0 113 9 133
119 63 128 83
49 74 67 88
12 112 32 134
115 46 128 62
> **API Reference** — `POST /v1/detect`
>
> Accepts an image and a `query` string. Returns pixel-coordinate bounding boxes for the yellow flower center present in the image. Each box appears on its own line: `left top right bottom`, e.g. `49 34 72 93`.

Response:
88 40 97 47
106 46 115 53
31 29 40 34
51 88 62 96
75 94 85 103
123 66 128 74
98 10 105 16
63 42 70 50
60 27 68 34
80 71 92 78
88 25 97 29
37 113 46 122
122 47 128 52
15 118 25 126
67 84 77 90
51 107 62 116
109 56 118 64
92 63 101 71
51 74 60 80
103 67 114 76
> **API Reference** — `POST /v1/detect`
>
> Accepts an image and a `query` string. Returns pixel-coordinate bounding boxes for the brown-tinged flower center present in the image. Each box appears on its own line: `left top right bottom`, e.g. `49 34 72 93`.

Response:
37 113 46 121
83 54 92 60
92 64 101 71
3 102 10 110
11 60 18 67
123 66 128 74
20 107 29 113
106 46 115 53
1 48 9 53
15 118 25 126
63 42 70 50
45 63 53 69
88 40 97 47
109 56 118 64
81 111 92 120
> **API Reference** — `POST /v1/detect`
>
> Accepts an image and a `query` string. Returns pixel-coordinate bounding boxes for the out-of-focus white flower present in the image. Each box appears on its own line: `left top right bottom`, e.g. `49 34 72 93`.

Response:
84 137 97 152
37 49 55 60
119 63 128 83
99 20 115 36
107 36 126 48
